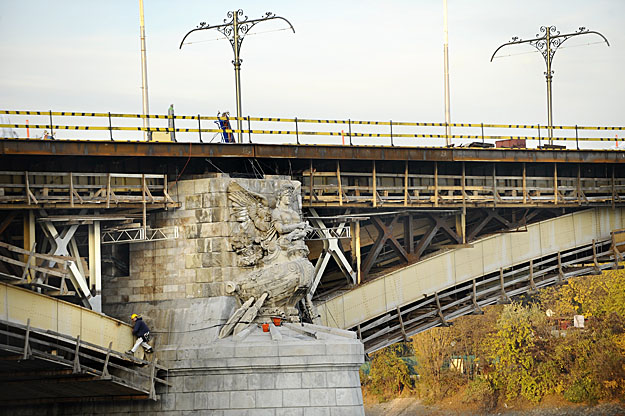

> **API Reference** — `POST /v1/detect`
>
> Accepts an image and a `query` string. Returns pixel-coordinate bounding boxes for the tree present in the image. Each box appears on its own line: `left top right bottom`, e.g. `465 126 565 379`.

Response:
487 302 553 402
412 326 456 398
449 306 501 379
368 343 412 399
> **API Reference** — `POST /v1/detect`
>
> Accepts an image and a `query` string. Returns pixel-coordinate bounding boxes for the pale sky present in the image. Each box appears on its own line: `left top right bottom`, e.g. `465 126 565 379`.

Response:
1 1 623 145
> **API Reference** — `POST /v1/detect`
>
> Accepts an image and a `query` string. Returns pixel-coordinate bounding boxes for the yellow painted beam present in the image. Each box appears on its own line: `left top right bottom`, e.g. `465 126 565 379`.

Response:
0 282 133 352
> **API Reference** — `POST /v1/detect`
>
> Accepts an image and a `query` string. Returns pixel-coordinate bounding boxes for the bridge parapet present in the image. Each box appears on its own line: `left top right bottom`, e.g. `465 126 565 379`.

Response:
1 109 624 148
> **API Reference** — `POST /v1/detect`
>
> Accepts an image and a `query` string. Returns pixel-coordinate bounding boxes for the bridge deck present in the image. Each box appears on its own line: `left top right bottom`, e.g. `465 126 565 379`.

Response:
316 208 625 353
1 139 624 164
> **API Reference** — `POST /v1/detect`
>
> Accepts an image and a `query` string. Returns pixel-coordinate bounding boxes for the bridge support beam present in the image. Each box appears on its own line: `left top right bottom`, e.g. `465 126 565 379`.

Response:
435 292 449 326
456 213 466 244
38 210 96 310
23 211 35 259
88 221 102 311
528 259 537 293
308 209 356 297
351 220 362 285
471 279 483 314
498 268 511 304
396 306 409 342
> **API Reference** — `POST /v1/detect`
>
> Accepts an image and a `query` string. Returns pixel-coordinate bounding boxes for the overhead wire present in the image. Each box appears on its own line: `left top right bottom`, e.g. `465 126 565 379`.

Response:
181 27 292 46
492 40 607 59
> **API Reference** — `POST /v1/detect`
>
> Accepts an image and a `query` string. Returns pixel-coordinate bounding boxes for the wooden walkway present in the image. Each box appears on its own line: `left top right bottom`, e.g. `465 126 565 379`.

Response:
0 171 177 209
304 161 625 208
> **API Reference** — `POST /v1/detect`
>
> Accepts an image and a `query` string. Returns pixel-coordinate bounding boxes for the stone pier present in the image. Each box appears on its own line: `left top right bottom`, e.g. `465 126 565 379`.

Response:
12 174 364 415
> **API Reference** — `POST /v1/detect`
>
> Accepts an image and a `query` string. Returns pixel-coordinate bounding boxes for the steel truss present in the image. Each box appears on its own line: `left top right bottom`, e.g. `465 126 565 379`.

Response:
101 226 179 244
307 207 541 298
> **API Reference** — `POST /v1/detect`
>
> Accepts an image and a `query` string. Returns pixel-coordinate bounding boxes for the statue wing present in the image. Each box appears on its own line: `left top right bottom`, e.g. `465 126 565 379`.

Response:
227 181 270 230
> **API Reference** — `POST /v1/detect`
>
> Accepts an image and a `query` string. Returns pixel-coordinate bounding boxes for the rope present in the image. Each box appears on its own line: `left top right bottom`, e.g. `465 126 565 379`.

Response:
168 142 192 192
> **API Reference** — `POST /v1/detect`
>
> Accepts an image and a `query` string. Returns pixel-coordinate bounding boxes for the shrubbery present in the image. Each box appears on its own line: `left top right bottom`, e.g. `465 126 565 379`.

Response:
361 269 625 407
463 376 497 412
366 343 412 401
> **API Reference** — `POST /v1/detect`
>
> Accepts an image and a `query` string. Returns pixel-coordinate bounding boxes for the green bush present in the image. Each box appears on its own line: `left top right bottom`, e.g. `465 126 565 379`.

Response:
563 376 601 404
463 376 497 412
368 344 412 400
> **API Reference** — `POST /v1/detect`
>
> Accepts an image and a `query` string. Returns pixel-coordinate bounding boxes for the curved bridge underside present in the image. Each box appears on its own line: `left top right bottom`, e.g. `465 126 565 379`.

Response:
0 283 167 405
316 208 625 353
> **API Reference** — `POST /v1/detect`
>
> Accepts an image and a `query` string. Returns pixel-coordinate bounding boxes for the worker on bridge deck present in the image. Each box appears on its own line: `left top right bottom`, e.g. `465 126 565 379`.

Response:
216 111 235 143
127 313 154 355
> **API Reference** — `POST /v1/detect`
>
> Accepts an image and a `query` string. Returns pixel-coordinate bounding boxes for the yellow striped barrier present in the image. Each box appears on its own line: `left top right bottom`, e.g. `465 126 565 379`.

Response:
3 109 625 130
2 123 623 141
1 109 624 144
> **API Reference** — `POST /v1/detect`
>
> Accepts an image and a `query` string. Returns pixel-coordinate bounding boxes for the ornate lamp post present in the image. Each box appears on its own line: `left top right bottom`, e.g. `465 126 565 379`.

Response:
491 26 609 144
180 10 295 143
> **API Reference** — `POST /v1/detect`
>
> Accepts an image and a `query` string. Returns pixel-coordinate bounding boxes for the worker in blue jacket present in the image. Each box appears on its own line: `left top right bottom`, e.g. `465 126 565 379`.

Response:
126 313 154 355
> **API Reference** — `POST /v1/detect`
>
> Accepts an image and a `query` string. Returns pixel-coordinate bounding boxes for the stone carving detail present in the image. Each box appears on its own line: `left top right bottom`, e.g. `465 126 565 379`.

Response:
220 181 314 338
228 182 275 267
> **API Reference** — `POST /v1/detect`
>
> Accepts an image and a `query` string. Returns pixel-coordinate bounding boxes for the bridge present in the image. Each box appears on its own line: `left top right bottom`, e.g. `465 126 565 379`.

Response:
316 208 625 353
1 109 624 401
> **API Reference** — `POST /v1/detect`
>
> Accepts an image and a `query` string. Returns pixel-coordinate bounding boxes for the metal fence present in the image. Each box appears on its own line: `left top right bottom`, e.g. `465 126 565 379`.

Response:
1 109 624 149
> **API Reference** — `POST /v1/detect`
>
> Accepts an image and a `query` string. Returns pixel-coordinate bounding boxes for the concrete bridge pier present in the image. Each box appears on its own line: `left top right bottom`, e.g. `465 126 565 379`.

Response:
18 174 364 415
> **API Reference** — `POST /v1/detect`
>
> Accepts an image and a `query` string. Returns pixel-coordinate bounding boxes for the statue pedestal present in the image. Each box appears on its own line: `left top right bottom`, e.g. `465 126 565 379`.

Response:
157 323 365 415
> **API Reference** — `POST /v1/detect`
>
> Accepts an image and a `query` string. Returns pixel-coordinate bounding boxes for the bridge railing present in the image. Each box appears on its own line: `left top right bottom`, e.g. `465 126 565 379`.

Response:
1 110 624 149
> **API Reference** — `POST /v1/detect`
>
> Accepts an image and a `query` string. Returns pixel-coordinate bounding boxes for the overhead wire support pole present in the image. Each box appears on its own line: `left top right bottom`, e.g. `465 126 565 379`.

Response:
443 0 452 147
179 9 295 144
491 26 609 145
139 0 150 141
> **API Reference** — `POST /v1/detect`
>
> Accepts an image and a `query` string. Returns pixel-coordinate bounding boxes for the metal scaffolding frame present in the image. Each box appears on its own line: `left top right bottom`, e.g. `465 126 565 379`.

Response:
303 160 625 208
0 171 176 210
101 226 179 244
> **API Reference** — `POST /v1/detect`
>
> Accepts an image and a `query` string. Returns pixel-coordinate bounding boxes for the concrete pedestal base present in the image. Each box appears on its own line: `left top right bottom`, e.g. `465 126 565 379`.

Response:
158 323 365 415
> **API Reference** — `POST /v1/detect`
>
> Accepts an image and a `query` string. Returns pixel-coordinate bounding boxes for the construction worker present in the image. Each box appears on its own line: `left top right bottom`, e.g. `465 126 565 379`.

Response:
126 313 154 355
216 111 235 143
168 104 175 141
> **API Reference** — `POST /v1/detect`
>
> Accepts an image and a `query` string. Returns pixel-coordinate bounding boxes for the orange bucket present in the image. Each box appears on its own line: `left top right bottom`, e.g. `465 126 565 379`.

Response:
262 323 270 332
272 317 282 326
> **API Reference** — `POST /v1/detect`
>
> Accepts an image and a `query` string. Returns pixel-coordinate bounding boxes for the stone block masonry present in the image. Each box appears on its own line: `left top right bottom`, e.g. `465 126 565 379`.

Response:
104 174 300 313
178 325 364 415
